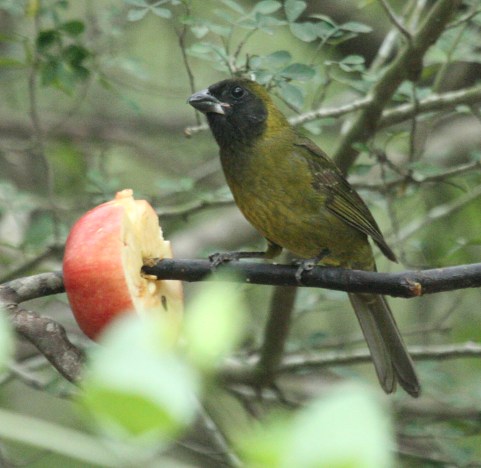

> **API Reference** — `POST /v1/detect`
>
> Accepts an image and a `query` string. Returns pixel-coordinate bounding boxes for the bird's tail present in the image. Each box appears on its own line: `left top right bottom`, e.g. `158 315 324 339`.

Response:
348 292 420 397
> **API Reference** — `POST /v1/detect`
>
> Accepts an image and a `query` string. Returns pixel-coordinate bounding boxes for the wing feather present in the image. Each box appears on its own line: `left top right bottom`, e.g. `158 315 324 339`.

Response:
294 137 397 262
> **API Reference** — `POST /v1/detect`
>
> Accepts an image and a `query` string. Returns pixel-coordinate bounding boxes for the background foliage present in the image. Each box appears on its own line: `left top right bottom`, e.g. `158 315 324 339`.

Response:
1 0 481 466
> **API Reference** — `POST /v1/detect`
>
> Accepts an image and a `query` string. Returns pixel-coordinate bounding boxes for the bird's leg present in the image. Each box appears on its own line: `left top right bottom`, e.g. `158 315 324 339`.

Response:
294 248 331 284
209 240 282 267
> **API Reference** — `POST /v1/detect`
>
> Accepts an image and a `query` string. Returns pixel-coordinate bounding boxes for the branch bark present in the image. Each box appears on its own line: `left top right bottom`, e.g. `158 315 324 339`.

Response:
220 342 481 385
1 264 480 385
142 259 481 298
256 286 297 386
0 272 84 383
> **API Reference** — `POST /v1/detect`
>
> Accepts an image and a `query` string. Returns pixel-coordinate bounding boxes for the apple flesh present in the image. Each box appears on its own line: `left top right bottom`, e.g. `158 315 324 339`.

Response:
63 189 183 340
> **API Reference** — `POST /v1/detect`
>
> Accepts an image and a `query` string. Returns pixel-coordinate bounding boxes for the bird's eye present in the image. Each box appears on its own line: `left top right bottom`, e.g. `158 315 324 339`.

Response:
230 86 246 99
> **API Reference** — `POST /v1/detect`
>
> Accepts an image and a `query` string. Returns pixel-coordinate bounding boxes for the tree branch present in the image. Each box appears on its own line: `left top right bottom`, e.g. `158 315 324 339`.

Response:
379 84 481 128
256 286 297 385
0 272 84 383
378 0 412 41
220 342 481 385
184 83 481 139
142 259 481 298
333 0 462 172
2 254 481 385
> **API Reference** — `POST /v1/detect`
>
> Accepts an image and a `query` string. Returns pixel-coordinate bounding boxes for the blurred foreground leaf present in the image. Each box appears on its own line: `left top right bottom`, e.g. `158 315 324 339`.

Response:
183 278 247 371
238 384 394 467
0 408 119 467
78 315 199 448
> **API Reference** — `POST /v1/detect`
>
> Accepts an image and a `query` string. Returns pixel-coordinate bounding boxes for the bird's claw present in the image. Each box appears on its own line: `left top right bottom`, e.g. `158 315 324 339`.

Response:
294 259 316 284
293 249 330 284
209 252 240 267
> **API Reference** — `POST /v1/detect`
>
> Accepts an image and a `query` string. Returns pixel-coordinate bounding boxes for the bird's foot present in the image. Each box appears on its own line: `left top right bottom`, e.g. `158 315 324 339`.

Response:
208 250 267 267
209 251 241 267
293 249 330 284
294 259 317 284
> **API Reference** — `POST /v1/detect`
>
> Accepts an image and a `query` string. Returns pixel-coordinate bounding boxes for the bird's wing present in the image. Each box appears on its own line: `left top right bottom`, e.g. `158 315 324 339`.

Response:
294 137 397 262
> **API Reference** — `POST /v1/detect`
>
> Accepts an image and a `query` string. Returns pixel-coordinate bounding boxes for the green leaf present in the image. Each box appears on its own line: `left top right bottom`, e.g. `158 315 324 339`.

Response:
254 70 274 84
309 13 337 26
191 24 209 38
263 50 292 68
341 54 365 65
213 8 237 23
151 6 172 18
255 14 287 32
252 0 282 15
208 22 231 37
63 44 89 65
351 164 373 176
0 309 13 372
409 161 446 177
59 20 85 36
221 0 245 14
0 57 25 68
123 0 148 6
36 29 59 50
341 21 373 33
289 21 318 42
79 315 198 443
284 0 306 22
127 7 149 21
280 63 315 81
237 17 257 29
279 81 304 109
238 384 394 468
0 408 119 467
183 279 247 371
338 55 366 73
285 385 394 467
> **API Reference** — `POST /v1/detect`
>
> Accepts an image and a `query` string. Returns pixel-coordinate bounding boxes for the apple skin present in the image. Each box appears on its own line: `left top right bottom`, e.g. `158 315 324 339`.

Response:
63 190 183 340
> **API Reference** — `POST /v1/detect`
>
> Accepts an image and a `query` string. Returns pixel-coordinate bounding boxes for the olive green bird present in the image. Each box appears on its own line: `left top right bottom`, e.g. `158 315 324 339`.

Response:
188 78 420 397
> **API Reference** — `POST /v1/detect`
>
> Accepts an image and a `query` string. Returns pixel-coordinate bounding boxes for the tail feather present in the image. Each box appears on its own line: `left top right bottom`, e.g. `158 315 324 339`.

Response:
348 293 420 397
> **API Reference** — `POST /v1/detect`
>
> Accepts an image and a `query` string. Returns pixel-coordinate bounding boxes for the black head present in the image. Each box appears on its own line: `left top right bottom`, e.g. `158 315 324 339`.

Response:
188 78 269 147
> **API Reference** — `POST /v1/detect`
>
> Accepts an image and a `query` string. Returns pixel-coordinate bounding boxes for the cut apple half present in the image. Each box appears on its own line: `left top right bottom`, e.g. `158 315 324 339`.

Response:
63 189 183 340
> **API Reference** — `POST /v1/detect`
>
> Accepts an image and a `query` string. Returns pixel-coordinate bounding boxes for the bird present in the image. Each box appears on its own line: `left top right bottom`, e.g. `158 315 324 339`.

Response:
188 78 420 397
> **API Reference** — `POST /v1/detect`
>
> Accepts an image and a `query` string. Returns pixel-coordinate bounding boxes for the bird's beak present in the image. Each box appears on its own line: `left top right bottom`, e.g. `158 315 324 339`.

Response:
188 89 226 115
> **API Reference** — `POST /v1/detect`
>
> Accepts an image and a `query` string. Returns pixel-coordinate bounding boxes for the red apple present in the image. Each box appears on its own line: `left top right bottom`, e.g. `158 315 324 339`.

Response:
63 189 183 340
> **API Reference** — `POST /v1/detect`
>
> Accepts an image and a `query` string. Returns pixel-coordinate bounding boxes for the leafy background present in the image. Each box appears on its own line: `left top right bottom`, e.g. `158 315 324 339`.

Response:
1 0 481 466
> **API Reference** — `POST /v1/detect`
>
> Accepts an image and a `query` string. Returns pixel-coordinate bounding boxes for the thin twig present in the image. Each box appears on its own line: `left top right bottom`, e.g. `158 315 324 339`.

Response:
196 403 242 467
184 83 481 137
371 0 418 71
157 198 234 219
333 0 462 172
379 0 412 41
398 184 481 243
355 159 481 191
220 341 481 385
447 6 481 29
0 244 64 283
175 2 200 125
289 95 372 126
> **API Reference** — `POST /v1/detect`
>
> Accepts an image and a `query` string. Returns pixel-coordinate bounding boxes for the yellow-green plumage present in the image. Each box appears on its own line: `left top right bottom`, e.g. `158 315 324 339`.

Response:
189 78 420 397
